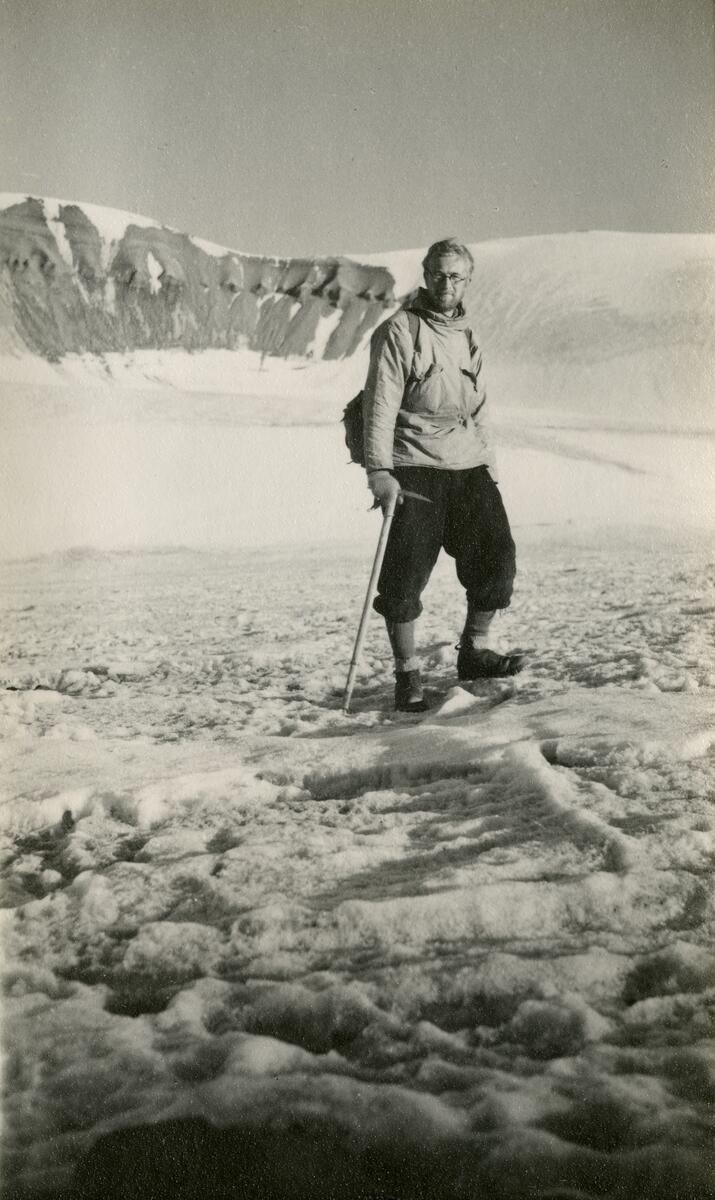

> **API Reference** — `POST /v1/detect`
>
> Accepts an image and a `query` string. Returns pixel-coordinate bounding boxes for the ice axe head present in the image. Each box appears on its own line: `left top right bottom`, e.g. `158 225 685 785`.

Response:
369 489 432 511
399 490 433 504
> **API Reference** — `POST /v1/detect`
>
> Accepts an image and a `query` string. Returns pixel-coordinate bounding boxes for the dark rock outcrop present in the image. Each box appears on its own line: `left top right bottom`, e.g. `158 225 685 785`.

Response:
0 197 397 362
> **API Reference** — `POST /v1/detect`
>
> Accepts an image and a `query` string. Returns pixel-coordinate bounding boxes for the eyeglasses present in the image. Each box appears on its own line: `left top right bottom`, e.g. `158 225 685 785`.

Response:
426 270 468 285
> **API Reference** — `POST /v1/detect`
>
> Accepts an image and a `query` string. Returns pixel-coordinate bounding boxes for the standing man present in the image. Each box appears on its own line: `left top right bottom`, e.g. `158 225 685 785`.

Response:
363 237 522 712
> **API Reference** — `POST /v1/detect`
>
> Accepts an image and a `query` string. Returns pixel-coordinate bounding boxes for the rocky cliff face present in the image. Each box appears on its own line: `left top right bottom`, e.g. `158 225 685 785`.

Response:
0 196 396 362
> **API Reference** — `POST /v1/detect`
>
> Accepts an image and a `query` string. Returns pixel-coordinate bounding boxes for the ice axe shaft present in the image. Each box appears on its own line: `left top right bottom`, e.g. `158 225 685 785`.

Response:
343 492 399 714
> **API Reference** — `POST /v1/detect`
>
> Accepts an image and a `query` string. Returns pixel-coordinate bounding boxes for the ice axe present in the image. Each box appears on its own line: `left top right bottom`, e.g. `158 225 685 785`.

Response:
342 489 432 714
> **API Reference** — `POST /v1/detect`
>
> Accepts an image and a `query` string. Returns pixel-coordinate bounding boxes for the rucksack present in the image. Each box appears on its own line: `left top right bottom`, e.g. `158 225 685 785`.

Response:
342 309 420 467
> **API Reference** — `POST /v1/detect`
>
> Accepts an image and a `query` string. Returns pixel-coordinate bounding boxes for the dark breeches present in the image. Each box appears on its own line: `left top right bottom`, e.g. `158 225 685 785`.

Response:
373 465 516 624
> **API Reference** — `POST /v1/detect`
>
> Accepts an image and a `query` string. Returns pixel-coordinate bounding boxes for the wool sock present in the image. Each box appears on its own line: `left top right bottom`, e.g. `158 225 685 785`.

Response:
461 607 495 649
394 656 421 674
387 620 419 674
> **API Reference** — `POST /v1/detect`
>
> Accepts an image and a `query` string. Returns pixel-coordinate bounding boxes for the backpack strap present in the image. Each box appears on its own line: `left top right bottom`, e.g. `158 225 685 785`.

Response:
404 309 420 383
406 308 420 349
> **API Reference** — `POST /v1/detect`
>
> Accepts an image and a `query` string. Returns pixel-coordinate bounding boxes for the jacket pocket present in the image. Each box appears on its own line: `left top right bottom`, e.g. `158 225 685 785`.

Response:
402 364 447 416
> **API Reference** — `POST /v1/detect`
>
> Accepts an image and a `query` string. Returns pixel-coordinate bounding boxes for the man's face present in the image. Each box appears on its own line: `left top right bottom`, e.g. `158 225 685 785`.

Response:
423 253 471 314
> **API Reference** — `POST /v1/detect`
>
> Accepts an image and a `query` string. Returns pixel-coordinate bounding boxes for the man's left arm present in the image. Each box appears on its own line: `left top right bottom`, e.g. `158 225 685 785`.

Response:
470 337 499 482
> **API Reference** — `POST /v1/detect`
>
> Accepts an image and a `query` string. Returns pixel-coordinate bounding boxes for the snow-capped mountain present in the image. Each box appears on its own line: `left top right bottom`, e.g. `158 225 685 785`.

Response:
1 194 713 423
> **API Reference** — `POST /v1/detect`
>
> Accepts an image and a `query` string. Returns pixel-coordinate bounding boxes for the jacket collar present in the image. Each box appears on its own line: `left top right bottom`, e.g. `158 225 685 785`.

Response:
406 289 469 331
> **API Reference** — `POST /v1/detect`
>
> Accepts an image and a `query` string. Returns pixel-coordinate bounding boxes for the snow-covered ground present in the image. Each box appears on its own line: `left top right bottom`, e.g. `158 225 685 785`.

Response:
2 498 714 1196
2 364 715 1198
1 382 713 562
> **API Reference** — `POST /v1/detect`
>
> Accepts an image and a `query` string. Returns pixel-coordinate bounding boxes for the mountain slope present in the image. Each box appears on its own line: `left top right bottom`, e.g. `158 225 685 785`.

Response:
1 195 713 424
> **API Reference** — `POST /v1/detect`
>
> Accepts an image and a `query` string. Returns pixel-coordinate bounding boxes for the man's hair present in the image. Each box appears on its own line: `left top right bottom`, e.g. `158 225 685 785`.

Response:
422 238 474 275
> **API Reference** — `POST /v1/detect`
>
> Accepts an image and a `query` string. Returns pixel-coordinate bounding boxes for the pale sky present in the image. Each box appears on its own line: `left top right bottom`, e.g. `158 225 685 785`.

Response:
1 0 713 255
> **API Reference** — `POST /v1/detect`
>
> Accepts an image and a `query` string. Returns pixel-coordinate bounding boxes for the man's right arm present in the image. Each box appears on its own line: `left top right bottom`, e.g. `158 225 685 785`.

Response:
363 314 412 473
362 315 412 511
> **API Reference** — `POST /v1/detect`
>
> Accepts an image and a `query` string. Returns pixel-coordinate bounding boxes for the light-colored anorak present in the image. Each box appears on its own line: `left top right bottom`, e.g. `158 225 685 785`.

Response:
362 295 496 476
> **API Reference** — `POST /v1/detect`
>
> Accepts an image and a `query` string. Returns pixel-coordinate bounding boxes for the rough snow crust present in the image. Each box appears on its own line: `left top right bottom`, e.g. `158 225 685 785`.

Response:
3 531 714 1199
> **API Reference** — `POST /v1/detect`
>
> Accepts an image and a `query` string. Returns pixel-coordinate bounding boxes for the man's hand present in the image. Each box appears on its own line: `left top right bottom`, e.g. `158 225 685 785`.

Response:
368 470 401 514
